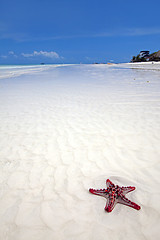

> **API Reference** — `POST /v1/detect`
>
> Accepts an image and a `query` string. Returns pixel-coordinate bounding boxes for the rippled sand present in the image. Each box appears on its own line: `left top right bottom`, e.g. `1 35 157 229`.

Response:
0 64 160 240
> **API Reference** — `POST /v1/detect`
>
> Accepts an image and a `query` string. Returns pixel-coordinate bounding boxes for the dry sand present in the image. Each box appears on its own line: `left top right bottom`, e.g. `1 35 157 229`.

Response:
0 63 160 240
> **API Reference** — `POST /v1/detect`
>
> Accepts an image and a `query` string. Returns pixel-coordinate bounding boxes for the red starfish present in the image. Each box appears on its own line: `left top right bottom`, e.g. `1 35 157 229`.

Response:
89 179 141 212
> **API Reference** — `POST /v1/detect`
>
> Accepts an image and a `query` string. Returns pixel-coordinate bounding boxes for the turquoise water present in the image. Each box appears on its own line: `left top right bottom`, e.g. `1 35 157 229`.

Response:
0 64 60 79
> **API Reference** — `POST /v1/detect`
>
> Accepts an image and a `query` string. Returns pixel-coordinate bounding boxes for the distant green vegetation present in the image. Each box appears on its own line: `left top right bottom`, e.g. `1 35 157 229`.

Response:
131 55 147 62
131 50 160 62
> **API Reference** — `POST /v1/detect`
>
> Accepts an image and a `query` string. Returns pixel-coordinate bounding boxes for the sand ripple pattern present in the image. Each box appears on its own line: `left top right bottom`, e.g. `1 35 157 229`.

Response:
0 64 160 240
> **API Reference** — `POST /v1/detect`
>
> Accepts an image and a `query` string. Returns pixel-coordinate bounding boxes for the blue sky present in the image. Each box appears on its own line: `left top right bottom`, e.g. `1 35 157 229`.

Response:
0 0 160 64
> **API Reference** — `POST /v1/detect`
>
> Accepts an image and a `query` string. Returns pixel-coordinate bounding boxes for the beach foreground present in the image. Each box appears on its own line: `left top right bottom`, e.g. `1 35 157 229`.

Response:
0 63 160 240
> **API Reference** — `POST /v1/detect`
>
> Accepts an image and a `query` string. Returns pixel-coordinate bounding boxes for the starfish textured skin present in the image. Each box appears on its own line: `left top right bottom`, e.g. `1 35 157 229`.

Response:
89 179 141 212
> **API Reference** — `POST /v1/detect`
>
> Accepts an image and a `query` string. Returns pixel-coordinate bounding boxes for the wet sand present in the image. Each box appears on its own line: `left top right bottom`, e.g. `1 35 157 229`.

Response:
0 63 160 240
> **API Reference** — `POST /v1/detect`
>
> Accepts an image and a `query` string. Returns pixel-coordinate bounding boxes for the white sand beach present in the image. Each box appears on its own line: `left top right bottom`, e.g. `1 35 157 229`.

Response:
0 63 160 240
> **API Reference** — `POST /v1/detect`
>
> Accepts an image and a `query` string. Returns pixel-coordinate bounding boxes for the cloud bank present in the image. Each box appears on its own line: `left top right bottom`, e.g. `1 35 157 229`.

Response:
21 51 60 59
1 50 62 61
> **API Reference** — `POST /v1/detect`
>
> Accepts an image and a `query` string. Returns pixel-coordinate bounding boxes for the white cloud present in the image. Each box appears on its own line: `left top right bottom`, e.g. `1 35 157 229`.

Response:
26 27 160 41
120 27 160 37
1 26 160 43
0 51 18 59
0 50 62 61
8 51 17 57
21 51 60 59
0 55 8 59
9 51 15 55
93 27 160 38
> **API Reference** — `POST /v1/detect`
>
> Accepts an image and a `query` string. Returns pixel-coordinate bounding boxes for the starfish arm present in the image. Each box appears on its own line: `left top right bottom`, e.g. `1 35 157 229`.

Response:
105 194 117 212
121 186 136 194
118 195 141 210
106 179 115 188
89 188 109 199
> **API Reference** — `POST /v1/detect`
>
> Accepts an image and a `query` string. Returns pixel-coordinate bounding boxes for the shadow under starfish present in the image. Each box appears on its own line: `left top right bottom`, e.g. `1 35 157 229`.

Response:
89 179 141 212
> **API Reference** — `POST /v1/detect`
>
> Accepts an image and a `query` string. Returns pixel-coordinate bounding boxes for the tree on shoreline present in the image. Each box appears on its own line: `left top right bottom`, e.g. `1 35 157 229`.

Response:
131 50 160 62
